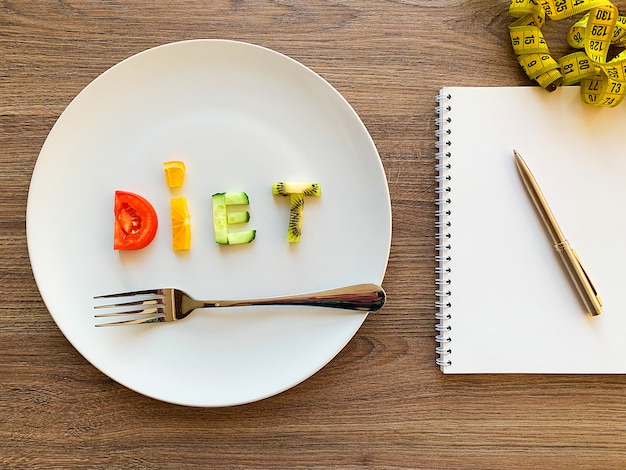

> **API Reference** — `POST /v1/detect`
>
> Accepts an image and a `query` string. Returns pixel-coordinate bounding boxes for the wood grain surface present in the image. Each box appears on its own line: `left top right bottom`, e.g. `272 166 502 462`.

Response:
3 1 626 468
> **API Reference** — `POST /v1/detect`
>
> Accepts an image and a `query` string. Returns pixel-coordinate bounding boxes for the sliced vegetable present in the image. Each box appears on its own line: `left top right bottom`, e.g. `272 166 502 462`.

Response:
212 193 229 245
272 182 321 242
224 192 249 205
227 211 250 225
211 192 255 245
114 190 158 250
227 230 256 245
170 196 191 251
163 161 186 188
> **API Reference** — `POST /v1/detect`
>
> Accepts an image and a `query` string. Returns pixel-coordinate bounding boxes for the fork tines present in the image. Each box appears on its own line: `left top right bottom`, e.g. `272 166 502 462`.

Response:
95 316 166 327
94 288 164 299
93 289 167 326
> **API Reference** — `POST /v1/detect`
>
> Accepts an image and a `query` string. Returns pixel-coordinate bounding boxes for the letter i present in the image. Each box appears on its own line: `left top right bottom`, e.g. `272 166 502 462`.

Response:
163 160 191 251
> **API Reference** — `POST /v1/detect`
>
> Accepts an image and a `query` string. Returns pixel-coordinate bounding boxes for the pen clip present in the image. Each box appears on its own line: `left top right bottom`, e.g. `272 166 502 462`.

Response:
571 249 603 307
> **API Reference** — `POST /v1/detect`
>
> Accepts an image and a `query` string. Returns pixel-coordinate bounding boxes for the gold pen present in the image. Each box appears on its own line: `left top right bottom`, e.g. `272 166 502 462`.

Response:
513 150 603 316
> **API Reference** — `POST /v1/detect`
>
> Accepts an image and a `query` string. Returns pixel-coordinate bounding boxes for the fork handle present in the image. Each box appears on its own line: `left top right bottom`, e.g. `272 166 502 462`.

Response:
206 283 385 312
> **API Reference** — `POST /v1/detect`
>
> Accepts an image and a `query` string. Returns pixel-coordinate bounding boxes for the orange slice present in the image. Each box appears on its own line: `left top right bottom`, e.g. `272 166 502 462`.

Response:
163 161 186 188
170 196 191 251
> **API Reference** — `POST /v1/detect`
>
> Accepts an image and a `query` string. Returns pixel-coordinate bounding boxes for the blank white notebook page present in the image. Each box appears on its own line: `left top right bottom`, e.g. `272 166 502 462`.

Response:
435 86 626 373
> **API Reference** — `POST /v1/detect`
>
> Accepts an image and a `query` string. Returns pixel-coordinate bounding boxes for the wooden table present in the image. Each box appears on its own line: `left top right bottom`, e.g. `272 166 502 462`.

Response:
3 1 626 468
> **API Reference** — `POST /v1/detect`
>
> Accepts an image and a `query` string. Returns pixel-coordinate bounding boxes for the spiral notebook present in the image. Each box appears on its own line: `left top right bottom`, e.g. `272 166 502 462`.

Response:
435 86 626 373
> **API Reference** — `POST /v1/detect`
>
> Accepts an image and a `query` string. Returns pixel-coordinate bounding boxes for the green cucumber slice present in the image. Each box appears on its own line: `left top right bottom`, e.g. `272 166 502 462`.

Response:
224 192 249 205
212 192 255 245
227 211 250 225
211 193 228 245
227 230 256 245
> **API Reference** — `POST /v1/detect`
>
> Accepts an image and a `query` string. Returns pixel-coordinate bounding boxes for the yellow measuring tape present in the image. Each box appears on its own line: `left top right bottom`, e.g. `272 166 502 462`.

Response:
510 0 626 107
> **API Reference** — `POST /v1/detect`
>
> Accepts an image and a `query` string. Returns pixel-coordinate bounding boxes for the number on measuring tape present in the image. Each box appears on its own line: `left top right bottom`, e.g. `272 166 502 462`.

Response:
509 0 626 107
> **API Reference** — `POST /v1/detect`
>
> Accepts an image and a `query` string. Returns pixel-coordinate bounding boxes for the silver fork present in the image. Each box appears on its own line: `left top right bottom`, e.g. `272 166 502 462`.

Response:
94 283 386 327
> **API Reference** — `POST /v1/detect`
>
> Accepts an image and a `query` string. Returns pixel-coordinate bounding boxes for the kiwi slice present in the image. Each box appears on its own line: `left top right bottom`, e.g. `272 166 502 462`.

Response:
272 182 321 197
287 193 305 242
272 182 321 242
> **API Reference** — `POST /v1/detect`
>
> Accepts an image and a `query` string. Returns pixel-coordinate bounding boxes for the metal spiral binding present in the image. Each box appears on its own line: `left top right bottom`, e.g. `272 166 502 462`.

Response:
435 92 452 368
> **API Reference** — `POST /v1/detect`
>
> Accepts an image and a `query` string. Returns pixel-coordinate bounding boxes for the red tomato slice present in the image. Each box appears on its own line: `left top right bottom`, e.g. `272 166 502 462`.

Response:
114 190 158 250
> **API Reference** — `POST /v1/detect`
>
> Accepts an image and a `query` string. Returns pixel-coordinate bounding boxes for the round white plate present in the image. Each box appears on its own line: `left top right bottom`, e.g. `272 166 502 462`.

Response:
26 40 391 407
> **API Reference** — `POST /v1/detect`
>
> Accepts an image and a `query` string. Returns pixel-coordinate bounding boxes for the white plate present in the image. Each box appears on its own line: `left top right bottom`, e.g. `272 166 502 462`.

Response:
26 40 391 407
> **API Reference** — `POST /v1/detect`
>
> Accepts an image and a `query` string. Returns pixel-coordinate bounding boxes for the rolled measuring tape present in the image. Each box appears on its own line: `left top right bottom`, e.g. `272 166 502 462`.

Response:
510 0 626 107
